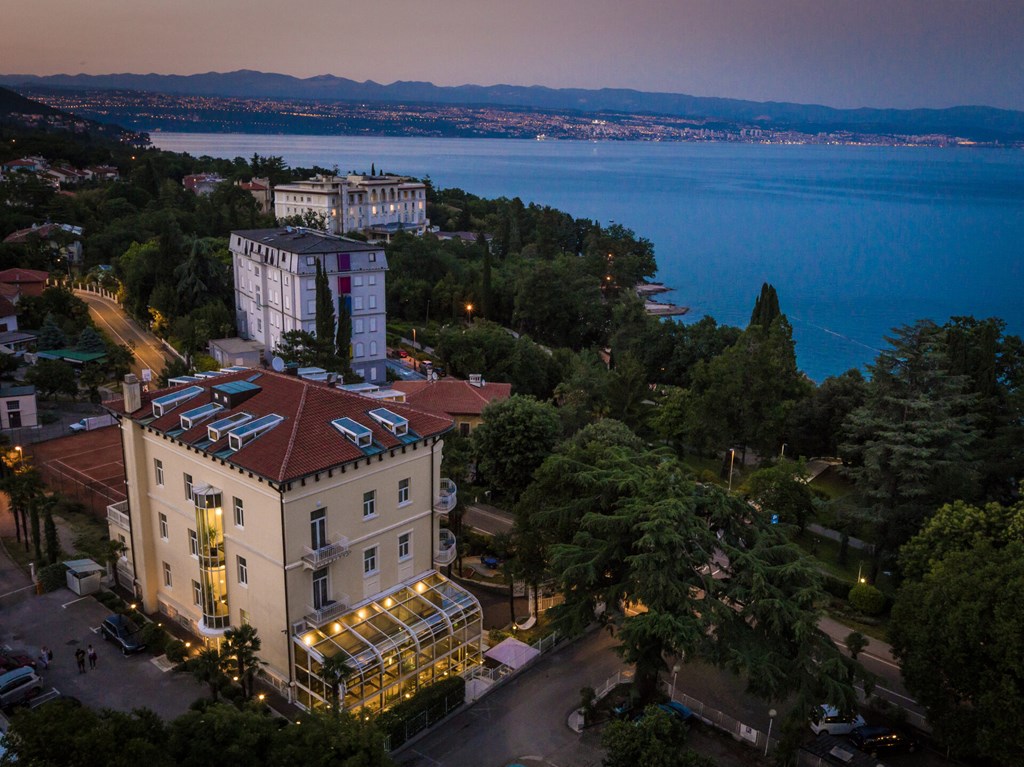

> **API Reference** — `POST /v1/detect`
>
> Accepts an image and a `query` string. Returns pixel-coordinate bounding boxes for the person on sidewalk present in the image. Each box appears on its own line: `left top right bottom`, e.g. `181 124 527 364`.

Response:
75 647 86 673
87 644 97 669
38 646 50 669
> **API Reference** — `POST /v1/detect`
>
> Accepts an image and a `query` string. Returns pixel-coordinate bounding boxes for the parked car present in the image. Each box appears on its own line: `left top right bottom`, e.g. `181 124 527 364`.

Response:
849 725 918 755
809 704 867 736
0 666 43 710
0 650 37 672
657 701 696 723
100 614 146 655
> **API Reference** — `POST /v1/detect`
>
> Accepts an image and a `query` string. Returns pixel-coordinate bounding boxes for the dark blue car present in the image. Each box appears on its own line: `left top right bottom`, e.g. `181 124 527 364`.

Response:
100 614 147 655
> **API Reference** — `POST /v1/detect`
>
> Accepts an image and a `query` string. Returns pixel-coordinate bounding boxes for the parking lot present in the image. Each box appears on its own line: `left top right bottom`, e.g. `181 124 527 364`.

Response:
1 588 203 720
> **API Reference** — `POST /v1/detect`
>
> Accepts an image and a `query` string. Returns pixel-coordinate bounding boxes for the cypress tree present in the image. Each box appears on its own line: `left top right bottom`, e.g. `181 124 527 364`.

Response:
478 232 492 320
336 298 352 372
749 282 781 328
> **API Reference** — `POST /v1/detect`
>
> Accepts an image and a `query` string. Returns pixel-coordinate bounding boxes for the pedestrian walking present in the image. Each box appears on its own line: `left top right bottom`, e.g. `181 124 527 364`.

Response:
75 647 86 673
87 644 97 669
38 646 50 669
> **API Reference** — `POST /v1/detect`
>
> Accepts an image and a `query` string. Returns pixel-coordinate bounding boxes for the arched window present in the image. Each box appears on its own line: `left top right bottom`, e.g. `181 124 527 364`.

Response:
369 341 377 356
355 342 365 358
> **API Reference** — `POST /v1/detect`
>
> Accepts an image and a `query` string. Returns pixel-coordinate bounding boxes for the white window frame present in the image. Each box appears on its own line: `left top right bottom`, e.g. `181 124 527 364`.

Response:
233 497 244 528
188 529 199 557
237 555 248 586
184 473 193 502
163 561 172 588
398 531 411 561
363 546 378 576
192 580 202 606
158 513 168 540
362 490 376 519
398 478 410 506
154 458 164 486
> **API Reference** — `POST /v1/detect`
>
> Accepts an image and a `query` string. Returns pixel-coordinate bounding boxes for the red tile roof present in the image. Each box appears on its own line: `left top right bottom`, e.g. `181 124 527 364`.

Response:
390 379 512 419
0 268 49 284
0 296 16 317
107 370 453 483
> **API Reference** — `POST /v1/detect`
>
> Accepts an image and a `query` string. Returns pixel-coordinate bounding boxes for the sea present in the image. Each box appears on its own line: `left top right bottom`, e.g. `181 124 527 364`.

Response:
151 133 1024 383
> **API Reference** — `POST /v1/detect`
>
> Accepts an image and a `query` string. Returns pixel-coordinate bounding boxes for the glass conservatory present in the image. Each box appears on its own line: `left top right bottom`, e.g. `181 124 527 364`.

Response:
293 572 483 713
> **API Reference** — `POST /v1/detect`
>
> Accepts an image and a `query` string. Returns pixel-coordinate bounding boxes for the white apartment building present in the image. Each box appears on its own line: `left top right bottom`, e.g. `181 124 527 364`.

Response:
230 228 388 384
105 370 476 714
274 174 429 238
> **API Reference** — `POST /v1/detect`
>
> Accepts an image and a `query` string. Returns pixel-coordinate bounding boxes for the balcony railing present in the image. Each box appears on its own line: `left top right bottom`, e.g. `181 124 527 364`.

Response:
305 595 350 626
302 537 350 569
434 529 457 566
106 500 130 530
434 478 457 514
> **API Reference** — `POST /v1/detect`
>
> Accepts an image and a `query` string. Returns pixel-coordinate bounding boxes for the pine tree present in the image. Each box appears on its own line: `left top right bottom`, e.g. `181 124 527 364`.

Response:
38 313 67 350
75 326 106 354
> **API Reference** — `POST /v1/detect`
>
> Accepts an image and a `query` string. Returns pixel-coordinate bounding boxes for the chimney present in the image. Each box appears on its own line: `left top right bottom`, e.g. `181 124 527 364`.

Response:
122 374 142 413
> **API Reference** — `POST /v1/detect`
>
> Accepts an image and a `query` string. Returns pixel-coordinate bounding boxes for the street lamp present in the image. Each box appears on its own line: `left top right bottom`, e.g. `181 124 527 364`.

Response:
671 662 681 696
857 563 866 584
765 708 777 756
727 449 736 492
465 303 474 323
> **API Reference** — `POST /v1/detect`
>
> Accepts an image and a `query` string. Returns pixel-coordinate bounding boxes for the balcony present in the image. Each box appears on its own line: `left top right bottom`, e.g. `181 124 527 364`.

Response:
434 478 457 514
305 595 350 626
106 500 130 531
302 537 350 569
434 529 457 567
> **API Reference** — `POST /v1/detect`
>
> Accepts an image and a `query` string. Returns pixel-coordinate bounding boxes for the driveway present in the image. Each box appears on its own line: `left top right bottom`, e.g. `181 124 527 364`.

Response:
0 589 204 720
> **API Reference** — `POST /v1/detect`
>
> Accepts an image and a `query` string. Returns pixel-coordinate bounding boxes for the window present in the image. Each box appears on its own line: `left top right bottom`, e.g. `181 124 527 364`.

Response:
237 556 248 585
184 473 193 502
459 422 471 437
240 608 251 626
355 342 364 358
369 341 377 356
306 299 316 314
312 568 329 610
363 546 378 575
368 295 377 310
310 509 326 550
362 490 376 519
369 317 377 333
154 458 164 486
354 319 364 334
188 529 198 557
163 561 172 587
233 497 244 528
192 580 202 606
353 276 364 287
398 532 411 561
158 513 168 540
398 478 410 505
368 275 377 286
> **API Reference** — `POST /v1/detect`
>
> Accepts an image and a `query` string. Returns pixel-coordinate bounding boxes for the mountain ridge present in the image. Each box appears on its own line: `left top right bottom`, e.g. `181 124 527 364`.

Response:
2 70 1023 141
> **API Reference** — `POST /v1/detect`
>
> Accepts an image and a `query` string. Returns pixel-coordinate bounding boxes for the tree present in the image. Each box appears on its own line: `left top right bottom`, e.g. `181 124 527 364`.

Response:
601 707 713 767
26 359 78 400
221 624 265 700
740 461 816 532
471 395 560 501
187 647 228 701
75 325 106 354
37 312 67 350
319 653 354 714
336 296 352 372
314 259 335 352
841 321 981 572
890 540 1024 764
749 282 781 328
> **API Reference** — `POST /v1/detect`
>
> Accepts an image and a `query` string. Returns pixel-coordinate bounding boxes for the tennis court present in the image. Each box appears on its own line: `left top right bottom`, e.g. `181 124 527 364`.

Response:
28 426 125 517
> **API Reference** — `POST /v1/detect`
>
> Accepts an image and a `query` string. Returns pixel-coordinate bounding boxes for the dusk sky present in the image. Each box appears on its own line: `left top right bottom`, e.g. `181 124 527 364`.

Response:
5 0 1024 111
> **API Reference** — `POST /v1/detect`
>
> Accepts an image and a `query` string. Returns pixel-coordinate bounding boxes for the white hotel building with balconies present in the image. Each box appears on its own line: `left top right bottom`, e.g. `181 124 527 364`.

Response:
230 227 388 384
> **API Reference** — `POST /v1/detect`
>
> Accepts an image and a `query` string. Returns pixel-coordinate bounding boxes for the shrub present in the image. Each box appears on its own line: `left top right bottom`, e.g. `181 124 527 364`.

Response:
138 622 167 655
821 572 852 600
375 675 465 749
848 582 886 615
165 639 188 663
37 562 67 592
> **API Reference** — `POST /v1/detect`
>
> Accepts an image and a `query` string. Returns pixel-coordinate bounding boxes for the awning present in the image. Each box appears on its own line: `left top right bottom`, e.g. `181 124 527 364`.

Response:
484 637 540 670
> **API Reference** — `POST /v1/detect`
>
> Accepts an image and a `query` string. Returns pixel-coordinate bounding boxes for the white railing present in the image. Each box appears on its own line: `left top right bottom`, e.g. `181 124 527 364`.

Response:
305 595 350 626
106 500 130 530
434 529 457 566
302 537 350 568
434 478 457 513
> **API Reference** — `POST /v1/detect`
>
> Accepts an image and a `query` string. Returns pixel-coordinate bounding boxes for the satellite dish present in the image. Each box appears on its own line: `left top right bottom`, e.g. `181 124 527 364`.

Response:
271 356 286 372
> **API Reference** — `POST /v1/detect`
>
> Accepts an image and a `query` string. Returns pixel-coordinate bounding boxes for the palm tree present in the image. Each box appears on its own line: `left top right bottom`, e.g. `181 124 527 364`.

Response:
319 653 354 715
188 647 227 701
222 624 265 699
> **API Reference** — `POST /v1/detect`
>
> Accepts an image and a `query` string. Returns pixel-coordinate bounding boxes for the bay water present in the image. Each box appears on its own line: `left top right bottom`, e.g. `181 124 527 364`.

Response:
152 133 1024 382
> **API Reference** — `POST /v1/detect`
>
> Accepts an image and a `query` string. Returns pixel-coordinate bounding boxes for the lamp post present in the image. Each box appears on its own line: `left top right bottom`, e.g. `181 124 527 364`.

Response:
727 448 736 492
857 563 866 584
14 445 22 469
671 662 681 697
765 708 777 756
465 303 474 323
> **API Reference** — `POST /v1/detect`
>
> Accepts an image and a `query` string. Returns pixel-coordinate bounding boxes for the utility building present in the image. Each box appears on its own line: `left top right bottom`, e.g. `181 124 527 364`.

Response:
105 370 478 713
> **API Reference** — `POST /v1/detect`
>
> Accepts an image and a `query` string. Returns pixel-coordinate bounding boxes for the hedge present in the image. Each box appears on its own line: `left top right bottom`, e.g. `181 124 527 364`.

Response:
375 675 465 749
37 562 68 592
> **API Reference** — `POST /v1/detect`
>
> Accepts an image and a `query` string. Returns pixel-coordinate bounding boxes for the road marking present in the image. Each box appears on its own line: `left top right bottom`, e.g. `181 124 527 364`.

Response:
61 596 90 608
834 640 900 670
860 683 919 706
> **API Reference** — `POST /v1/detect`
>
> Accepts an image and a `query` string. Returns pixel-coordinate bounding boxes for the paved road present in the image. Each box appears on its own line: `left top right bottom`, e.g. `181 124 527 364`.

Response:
462 503 514 537
396 628 625 767
76 290 174 378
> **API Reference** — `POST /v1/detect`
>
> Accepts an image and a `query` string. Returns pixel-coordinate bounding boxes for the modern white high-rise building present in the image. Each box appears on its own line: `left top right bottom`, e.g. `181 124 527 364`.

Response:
274 174 429 238
230 228 388 384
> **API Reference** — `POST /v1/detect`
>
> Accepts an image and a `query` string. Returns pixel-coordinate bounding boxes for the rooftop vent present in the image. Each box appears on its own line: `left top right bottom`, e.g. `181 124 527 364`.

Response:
207 412 253 442
228 414 283 451
332 417 372 448
368 408 408 436
179 402 224 430
151 385 204 417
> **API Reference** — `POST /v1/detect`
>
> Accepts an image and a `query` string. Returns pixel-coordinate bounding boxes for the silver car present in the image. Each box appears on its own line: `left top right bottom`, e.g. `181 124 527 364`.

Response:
0 666 43 710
